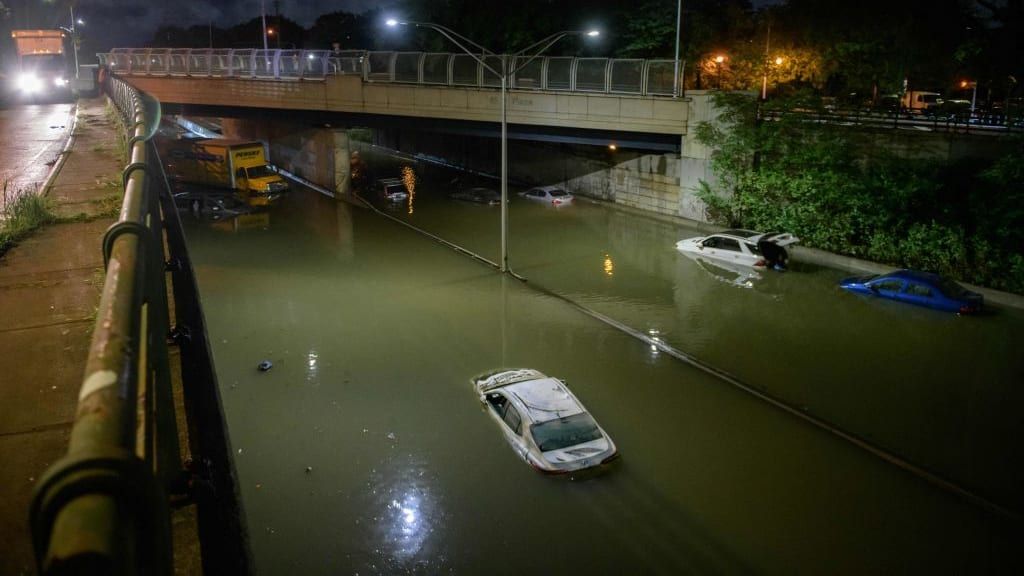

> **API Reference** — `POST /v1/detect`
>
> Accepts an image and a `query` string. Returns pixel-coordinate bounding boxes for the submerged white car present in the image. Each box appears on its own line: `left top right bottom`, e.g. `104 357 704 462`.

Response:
675 229 799 270
519 185 574 205
473 369 618 473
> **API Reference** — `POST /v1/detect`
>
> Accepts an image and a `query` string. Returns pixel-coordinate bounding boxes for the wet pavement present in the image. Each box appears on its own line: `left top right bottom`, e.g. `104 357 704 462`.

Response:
0 103 74 210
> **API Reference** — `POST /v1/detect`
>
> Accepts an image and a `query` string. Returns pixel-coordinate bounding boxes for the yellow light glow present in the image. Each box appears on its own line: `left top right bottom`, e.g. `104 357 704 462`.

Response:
603 254 614 276
402 165 417 215
714 55 726 64
774 56 784 65
608 143 617 151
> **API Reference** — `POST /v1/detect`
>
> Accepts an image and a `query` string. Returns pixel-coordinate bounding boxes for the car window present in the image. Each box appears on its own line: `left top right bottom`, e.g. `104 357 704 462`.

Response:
548 189 568 197
503 404 523 435
936 278 966 298
702 237 719 248
487 393 508 419
872 279 903 292
718 238 742 252
906 283 933 297
527 189 543 197
744 242 761 255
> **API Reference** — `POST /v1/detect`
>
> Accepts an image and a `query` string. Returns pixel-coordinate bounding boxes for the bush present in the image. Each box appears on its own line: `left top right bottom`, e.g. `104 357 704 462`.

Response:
696 93 1024 294
0 185 55 257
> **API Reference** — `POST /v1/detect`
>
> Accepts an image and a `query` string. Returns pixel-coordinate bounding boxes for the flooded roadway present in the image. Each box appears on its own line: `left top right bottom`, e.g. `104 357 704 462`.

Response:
180 154 1022 574
0 102 74 209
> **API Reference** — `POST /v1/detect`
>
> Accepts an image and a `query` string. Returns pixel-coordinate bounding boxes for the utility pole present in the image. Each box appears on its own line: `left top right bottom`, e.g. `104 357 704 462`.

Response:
274 0 281 49
260 0 268 51
673 0 682 97
761 19 771 100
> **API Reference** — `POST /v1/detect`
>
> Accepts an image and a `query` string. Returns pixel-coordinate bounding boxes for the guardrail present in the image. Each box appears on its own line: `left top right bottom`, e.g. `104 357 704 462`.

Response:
30 74 253 574
97 48 683 96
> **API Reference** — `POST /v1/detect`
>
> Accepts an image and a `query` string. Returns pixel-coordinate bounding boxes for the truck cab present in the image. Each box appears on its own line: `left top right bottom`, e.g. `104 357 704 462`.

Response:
232 161 287 206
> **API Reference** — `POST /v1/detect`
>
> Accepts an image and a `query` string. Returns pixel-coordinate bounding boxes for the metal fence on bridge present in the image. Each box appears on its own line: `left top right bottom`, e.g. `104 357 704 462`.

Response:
98 48 683 96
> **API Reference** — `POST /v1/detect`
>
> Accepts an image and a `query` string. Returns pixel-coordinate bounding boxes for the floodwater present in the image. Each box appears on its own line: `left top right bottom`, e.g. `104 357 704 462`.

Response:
180 153 1023 574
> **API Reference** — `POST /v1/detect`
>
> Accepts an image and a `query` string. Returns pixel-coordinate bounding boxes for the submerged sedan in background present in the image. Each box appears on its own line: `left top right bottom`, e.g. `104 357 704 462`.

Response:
519 185 574 206
450 186 501 205
838 269 983 314
675 229 799 270
473 369 617 473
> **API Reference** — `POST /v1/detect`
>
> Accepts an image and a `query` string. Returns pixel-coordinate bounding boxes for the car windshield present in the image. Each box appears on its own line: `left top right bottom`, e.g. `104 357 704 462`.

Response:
246 165 275 179
530 412 602 452
936 277 967 298
548 189 569 197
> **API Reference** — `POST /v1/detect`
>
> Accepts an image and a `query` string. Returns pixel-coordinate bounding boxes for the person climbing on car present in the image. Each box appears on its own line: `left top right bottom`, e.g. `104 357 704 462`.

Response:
758 239 789 271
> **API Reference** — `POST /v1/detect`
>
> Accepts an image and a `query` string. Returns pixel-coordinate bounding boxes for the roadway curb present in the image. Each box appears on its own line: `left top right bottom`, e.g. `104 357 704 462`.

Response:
585 196 1024 311
39 102 79 197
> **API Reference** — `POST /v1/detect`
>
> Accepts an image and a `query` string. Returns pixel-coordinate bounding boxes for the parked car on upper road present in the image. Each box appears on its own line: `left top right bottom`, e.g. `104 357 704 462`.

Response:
675 229 799 270
473 368 617 474
838 269 983 314
519 185 574 206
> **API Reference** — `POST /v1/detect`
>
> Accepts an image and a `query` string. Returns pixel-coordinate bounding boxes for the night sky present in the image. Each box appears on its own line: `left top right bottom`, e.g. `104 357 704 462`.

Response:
7 0 388 46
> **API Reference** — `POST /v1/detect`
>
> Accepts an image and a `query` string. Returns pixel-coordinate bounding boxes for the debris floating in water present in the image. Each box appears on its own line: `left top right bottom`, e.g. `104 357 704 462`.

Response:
386 432 396 440
257 360 273 371
305 466 313 474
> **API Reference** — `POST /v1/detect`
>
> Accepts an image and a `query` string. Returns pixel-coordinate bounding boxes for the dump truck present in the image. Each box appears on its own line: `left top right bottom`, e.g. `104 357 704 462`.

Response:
164 139 288 206
10 30 71 98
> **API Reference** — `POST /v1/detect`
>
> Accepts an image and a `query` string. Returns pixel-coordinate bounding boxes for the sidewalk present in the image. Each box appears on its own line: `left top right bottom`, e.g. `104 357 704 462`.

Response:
0 98 199 575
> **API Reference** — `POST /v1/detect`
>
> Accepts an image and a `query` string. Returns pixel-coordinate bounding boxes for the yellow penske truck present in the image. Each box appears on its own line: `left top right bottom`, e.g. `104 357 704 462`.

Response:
165 139 288 206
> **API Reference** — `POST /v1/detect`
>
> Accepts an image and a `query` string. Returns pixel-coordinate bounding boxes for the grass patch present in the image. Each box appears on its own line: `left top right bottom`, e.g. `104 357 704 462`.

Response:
0 183 56 257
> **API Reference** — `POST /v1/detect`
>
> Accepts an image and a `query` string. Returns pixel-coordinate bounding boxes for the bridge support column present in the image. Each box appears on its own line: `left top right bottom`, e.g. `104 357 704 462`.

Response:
332 129 351 200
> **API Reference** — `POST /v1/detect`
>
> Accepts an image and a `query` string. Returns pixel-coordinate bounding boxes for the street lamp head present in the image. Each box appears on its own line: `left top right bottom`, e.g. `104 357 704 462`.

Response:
774 56 783 65
385 18 402 27
586 30 600 37
714 55 726 64
76 18 84 25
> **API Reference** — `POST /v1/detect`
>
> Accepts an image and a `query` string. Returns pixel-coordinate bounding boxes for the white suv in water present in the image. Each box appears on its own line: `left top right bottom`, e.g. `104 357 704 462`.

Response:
473 369 618 473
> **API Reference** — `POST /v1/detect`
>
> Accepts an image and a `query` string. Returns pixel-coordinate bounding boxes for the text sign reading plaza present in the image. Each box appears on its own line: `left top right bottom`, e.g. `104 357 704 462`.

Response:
385 18 599 274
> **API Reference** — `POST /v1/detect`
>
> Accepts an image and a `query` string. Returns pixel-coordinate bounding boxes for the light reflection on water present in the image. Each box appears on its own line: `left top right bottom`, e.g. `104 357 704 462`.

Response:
181 164 1023 574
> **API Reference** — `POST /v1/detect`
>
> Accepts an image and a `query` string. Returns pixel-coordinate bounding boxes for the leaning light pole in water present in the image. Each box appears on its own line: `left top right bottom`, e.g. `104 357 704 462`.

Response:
385 18 599 273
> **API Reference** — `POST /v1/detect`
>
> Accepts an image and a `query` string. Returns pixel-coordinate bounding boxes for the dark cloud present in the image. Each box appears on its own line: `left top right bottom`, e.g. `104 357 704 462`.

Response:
73 0 376 47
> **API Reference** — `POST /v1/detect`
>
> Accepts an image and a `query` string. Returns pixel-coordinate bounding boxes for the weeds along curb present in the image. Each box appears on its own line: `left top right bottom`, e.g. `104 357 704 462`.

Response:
39 102 80 197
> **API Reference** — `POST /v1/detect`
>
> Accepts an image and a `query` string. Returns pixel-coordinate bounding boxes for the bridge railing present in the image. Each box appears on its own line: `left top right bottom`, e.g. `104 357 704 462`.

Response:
30 74 253 575
102 47 332 79
98 48 683 96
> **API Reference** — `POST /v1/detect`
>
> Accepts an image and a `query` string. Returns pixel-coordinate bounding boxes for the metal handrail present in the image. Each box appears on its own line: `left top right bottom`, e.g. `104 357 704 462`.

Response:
29 75 180 574
98 48 680 96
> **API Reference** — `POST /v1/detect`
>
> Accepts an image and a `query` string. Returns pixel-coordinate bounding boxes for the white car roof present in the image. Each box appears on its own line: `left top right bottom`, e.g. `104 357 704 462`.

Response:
504 378 584 424
534 185 567 193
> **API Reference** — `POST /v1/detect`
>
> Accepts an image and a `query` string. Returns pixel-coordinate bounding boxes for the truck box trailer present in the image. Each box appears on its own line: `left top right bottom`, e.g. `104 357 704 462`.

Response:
163 139 289 206
10 30 71 98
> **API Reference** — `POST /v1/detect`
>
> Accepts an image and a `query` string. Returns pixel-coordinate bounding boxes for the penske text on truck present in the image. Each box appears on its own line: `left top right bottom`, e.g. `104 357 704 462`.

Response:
164 139 288 206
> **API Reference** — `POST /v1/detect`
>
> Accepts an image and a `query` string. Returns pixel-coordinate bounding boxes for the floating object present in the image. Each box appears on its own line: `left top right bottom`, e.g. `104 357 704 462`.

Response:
257 360 273 371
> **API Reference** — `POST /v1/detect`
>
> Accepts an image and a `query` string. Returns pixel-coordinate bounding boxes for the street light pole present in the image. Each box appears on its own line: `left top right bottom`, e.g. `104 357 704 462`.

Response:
261 0 269 51
386 20 597 273
674 0 682 97
69 6 79 80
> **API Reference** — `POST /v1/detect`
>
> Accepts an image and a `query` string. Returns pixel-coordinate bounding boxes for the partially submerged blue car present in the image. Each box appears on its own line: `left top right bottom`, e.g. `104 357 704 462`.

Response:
838 270 983 314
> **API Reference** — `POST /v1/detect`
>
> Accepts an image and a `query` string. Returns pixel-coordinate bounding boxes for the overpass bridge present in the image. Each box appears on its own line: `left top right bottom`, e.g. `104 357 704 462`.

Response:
98 48 697 151
99 48 717 221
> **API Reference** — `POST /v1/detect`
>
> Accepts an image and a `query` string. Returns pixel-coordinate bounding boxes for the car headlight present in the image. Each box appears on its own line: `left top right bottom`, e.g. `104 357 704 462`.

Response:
17 73 43 93
53 77 68 87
